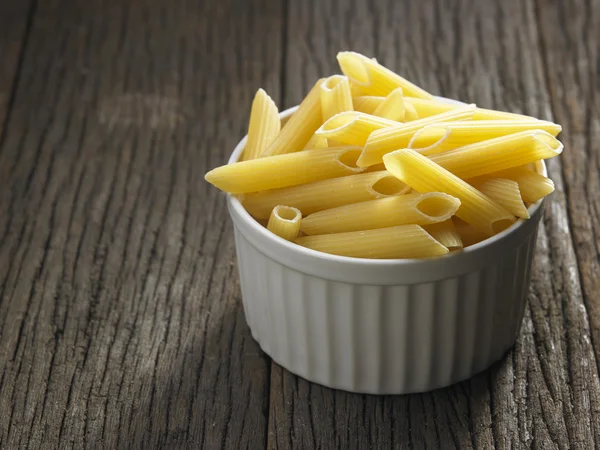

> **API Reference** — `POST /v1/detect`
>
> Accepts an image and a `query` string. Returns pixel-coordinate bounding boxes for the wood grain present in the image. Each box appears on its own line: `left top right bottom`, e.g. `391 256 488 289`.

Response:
268 0 600 449
0 0 283 447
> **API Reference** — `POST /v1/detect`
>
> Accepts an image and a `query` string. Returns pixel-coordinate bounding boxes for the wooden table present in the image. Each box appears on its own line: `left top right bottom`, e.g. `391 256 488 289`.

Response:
0 0 598 448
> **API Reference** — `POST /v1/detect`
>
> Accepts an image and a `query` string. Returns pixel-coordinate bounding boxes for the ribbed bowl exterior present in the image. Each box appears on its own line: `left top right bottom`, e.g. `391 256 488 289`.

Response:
233 223 539 394
225 103 546 394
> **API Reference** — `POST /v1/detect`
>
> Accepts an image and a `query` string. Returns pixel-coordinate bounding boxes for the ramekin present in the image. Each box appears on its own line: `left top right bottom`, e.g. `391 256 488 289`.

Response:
226 102 546 394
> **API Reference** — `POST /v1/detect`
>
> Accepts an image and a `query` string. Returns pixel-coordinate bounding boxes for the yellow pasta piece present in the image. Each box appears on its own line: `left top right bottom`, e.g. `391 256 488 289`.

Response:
337 51 433 99
295 225 449 259
303 134 329 149
453 218 490 247
315 111 401 146
353 96 384 114
383 149 515 236
364 163 387 172
357 106 476 167
404 97 537 121
267 205 302 241
321 75 353 121
409 120 563 155
300 192 461 235
242 89 280 160
205 146 363 194
429 131 563 179
403 101 419 121
422 220 463 251
486 166 555 203
469 178 530 219
372 88 405 121
261 78 324 157
243 170 408 219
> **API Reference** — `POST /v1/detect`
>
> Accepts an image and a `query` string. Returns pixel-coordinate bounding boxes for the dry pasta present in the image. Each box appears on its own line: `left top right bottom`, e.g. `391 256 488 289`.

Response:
353 96 384 114
469 178 530 219
242 89 280 160
357 106 476 167
315 111 401 146
383 149 515 236
372 88 405 121
267 205 302 240
337 52 433 99
205 147 364 194
453 218 490 247
243 170 408 218
300 192 461 235
320 75 354 121
409 120 562 155
261 78 324 157
429 130 563 179
422 220 463 250
404 97 537 121
295 224 449 259
484 166 555 203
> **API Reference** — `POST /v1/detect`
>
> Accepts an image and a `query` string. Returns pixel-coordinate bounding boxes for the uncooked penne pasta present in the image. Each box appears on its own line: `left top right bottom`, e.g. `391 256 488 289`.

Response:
357 106 476 167
295 224 449 259
267 205 302 240
353 96 384 114
243 170 408 219
205 147 363 194
409 120 562 155
320 75 353 121
303 133 329 149
261 78 324 157
403 101 419 121
337 52 433 99
300 192 461 235
372 88 405 121
429 131 563 179
364 163 387 172
404 97 537 121
469 178 530 219
315 111 401 146
242 89 280 160
453 218 490 247
383 149 515 236
486 167 555 203
422 220 463 251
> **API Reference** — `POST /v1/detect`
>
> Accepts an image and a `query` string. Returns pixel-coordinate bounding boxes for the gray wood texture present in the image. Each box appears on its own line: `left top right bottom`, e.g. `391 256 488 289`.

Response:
0 0 598 448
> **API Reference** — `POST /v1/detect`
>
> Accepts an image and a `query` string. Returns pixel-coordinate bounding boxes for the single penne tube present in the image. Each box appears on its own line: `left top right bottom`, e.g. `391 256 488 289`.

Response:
453 218 490 247
205 146 364 194
404 97 537 121
357 106 476 167
242 89 281 160
429 130 563 179
337 51 434 99
409 120 563 155
403 101 419 121
261 78 324 157
353 96 384 114
485 166 555 203
315 111 401 146
295 224 449 259
422 220 463 251
320 75 353 121
267 205 302 240
243 170 409 218
469 177 530 219
303 133 329 149
372 88 405 121
383 149 515 236
300 191 461 235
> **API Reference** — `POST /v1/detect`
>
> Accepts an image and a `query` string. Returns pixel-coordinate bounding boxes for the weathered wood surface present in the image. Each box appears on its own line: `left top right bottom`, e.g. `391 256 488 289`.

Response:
0 0 598 448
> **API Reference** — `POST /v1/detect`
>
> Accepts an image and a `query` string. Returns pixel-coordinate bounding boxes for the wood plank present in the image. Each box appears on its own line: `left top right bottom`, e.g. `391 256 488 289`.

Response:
0 1 34 135
268 0 600 448
0 0 283 447
536 3 600 445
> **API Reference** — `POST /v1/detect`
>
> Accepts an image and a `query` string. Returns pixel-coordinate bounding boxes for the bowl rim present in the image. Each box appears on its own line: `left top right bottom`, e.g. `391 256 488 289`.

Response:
225 100 547 283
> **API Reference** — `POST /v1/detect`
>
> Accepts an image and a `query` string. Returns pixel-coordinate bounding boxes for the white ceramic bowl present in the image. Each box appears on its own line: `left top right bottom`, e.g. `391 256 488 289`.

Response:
227 103 546 394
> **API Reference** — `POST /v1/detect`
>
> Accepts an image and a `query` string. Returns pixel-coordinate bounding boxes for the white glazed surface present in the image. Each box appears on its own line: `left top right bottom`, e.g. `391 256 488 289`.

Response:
226 102 546 394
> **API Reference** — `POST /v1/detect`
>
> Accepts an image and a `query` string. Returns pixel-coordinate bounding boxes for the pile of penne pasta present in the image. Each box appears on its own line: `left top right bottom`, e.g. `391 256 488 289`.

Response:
205 51 563 259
